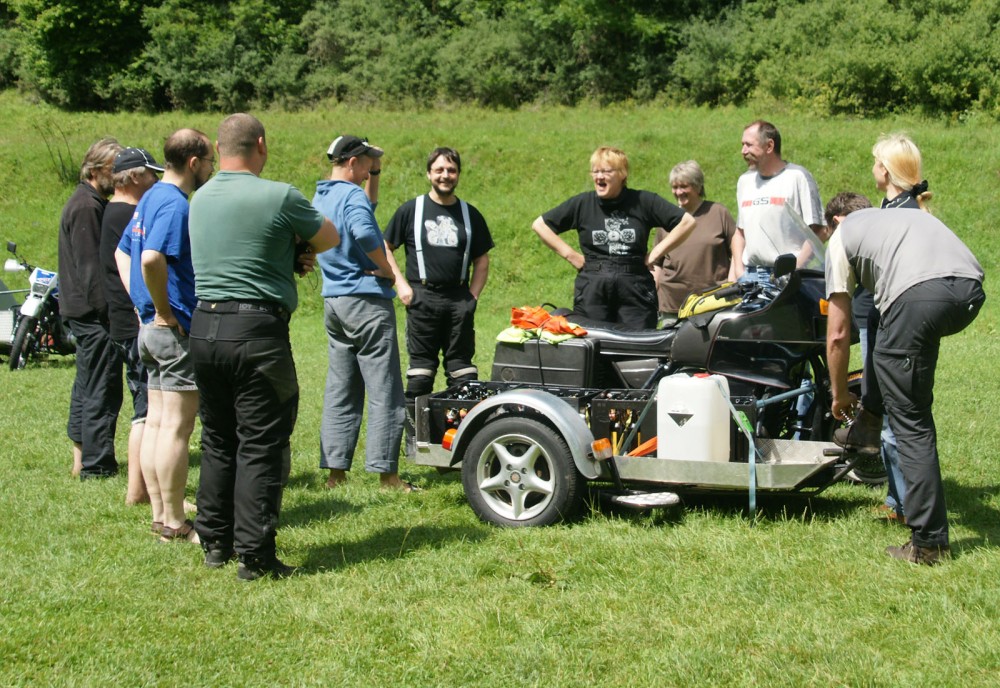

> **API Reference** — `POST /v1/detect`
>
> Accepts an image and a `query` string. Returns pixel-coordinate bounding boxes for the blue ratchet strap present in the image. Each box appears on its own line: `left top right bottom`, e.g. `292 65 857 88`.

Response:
723 391 764 518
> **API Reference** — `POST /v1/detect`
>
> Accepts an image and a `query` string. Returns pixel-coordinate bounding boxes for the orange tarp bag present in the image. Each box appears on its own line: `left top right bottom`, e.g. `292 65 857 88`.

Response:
510 306 587 337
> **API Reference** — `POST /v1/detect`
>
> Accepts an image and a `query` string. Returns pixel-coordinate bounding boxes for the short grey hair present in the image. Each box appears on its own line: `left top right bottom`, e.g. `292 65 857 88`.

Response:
669 160 706 197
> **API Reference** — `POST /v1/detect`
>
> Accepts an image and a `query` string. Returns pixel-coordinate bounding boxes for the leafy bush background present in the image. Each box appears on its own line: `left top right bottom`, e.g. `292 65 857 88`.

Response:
1 0 998 116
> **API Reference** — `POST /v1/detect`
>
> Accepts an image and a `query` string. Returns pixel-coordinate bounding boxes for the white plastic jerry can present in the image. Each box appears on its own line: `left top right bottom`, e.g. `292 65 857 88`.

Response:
657 373 731 462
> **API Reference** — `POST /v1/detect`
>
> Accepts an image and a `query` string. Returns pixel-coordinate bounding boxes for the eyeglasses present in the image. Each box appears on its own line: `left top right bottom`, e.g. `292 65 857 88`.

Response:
199 156 215 167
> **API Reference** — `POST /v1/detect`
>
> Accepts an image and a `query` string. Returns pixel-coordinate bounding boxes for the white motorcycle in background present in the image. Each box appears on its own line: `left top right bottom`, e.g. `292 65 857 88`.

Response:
2 241 76 370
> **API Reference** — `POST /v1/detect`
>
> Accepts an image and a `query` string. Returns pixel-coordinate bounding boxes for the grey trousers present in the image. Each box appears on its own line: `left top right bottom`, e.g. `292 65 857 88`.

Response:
320 295 405 473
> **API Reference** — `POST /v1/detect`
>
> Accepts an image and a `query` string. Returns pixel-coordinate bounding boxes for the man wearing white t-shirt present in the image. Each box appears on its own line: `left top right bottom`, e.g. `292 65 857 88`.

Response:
733 120 827 282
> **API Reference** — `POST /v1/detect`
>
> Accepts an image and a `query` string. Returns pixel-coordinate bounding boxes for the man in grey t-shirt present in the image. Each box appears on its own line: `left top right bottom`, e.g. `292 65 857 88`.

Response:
825 202 985 565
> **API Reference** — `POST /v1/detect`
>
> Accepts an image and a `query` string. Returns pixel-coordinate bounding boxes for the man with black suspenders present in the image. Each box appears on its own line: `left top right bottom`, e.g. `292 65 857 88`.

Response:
384 147 494 436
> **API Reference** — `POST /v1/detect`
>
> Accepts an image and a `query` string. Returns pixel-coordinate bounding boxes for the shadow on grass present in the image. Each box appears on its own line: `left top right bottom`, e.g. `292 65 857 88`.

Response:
280 489 364 525
658 486 873 522
943 477 1000 551
298 524 489 573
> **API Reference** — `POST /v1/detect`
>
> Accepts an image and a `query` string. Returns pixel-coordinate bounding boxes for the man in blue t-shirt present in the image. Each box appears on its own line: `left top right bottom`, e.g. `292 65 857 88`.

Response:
115 128 215 543
314 135 414 491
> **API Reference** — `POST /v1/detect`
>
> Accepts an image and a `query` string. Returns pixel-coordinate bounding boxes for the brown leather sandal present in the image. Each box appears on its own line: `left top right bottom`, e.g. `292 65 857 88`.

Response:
159 519 198 543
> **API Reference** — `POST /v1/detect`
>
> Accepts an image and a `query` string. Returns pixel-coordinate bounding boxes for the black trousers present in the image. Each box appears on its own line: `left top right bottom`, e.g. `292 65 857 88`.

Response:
405 284 477 397
66 315 122 477
865 277 985 548
189 305 297 561
574 263 657 330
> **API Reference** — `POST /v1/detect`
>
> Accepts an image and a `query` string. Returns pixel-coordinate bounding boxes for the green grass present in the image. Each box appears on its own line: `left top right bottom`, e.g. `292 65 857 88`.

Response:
2 91 999 686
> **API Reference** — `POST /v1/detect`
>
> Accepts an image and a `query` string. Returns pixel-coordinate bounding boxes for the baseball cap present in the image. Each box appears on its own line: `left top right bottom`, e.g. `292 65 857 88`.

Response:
326 135 384 162
113 147 165 174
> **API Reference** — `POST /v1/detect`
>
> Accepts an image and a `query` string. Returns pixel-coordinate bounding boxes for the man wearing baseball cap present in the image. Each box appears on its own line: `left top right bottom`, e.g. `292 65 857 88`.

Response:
313 135 416 491
100 147 162 504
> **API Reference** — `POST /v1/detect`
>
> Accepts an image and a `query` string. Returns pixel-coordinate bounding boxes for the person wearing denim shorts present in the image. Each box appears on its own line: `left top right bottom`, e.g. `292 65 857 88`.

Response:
116 129 214 543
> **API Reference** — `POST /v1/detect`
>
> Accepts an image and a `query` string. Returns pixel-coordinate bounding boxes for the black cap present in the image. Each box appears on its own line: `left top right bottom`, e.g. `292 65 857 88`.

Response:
113 147 165 174
326 135 384 162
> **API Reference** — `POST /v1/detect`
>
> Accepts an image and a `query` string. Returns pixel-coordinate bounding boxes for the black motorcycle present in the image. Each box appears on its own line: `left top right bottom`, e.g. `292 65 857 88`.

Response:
491 253 884 484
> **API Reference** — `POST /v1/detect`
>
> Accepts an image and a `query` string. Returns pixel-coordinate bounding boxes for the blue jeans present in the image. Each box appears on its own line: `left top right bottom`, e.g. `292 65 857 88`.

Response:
737 265 773 284
859 326 905 515
320 295 405 473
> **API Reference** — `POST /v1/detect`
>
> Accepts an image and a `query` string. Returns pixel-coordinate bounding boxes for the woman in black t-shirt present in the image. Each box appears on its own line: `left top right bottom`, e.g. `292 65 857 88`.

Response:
531 147 696 329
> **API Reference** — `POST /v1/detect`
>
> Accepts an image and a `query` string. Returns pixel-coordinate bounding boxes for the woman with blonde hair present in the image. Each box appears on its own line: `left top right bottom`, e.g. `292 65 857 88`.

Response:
531 147 696 329
872 133 932 210
860 132 932 523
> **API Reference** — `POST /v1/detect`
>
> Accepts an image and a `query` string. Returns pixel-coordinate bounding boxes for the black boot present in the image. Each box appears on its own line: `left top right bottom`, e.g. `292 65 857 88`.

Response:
833 407 881 453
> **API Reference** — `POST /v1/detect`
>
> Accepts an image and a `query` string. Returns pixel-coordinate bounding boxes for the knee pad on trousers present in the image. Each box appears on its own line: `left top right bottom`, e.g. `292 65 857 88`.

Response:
447 368 478 385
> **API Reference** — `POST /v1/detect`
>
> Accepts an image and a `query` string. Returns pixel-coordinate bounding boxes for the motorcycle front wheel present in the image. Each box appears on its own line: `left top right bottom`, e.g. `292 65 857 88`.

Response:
9 314 38 370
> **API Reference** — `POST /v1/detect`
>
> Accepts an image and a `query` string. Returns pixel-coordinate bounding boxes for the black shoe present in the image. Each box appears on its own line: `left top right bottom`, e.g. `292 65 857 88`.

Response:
833 407 882 453
203 544 236 569
885 539 950 566
237 557 298 581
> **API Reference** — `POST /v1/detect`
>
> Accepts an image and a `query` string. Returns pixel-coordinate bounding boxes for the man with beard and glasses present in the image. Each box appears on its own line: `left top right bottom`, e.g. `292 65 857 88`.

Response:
116 129 215 543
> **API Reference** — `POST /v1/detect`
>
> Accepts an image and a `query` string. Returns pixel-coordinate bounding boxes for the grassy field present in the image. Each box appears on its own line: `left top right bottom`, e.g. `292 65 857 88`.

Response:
1 91 999 686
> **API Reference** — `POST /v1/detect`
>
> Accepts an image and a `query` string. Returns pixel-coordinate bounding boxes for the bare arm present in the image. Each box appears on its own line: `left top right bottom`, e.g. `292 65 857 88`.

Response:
726 234 738 282
140 249 179 331
365 158 381 206
384 240 413 306
307 218 340 253
115 248 132 295
826 292 856 420
811 224 831 243
646 212 696 266
365 245 395 281
531 216 584 271
731 228 746 280
469 253 489 300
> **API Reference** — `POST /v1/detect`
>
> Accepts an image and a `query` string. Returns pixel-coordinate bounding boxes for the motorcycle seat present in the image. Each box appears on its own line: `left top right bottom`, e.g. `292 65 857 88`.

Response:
583 324 676 357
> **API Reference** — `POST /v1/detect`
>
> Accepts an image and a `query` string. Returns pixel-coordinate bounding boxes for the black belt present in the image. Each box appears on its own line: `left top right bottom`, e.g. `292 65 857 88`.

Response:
197 299 290 322
415 280 467 292
582 259 649 275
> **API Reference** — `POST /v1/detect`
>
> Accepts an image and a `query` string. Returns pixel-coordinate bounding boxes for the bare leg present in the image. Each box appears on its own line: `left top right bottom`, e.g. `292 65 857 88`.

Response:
142 389 164 526
156 389 199 531
125 420 149 505
71 442 82 478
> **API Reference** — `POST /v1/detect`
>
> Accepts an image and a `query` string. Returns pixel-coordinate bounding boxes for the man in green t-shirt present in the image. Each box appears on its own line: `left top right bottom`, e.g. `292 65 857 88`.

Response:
188 113 339 581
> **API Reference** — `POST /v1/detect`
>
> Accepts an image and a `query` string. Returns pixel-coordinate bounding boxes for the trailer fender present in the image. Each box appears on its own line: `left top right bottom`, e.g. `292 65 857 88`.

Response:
451 388 600 479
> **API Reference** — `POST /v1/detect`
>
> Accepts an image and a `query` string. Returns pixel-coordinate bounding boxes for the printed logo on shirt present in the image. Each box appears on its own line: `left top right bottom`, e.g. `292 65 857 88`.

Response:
424 215 460 247
741 196 787 208
592 213 636 255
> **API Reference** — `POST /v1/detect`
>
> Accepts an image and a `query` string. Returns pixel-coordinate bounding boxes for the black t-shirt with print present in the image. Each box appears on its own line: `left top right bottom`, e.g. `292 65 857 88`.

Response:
384 195 493 285
541 188 685 260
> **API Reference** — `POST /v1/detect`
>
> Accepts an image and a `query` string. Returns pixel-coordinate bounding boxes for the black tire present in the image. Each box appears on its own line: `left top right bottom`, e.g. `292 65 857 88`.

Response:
461 416 583 527
9 315 38 370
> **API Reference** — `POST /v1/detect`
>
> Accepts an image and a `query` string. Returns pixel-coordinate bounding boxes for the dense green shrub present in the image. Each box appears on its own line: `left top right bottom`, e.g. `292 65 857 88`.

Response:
671 0 1000 117
8 0 147 109
1 0 998 117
